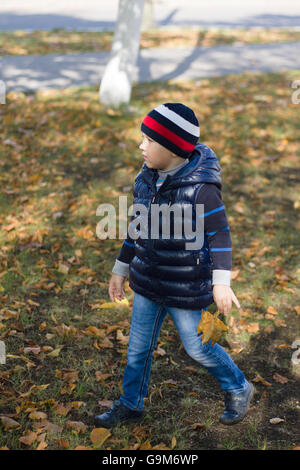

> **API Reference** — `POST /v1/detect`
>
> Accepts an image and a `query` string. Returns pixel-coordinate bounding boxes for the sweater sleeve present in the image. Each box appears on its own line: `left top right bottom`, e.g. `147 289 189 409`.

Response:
196 183 232 286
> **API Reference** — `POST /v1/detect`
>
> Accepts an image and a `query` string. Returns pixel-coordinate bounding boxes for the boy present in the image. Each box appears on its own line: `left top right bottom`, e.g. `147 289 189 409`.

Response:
94 103 254 428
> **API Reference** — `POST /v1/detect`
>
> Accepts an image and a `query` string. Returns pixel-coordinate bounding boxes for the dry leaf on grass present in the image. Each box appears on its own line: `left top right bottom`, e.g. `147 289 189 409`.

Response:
33 420 63 435
36 440 48 450
116 329 129 345
139 439 152 450
266 306 278 316
0 416 21 430
90 427 111 447
98 399 113 408
99 298 129 309
28 411 48 420
99 337 114 349
253 374 272 386
55 368 79 383
58 439 69 449
66 420 87 433
190 423 206 431
270 417 284 424
294 306 300 315
53 403 72 416
241 322 260 333
82 326 106 338
273 373 289 384
19 431 38 446
47 346 63 357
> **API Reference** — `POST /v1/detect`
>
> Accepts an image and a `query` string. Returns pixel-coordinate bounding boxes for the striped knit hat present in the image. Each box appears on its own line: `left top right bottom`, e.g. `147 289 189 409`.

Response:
141 103 200 159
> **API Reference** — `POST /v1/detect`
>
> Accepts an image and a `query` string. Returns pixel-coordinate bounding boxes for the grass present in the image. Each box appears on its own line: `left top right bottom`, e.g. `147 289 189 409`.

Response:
1 27 300 56
0 68 299 450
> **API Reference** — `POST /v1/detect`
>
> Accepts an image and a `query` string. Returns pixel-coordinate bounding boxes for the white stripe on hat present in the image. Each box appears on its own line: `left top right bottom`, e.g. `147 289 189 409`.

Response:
154 104 200 137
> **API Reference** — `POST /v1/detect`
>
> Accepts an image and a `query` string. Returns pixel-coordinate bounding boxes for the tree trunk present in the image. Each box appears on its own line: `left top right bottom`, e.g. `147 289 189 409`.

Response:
99 0 145 108
142 0 155 31
0 80 5 104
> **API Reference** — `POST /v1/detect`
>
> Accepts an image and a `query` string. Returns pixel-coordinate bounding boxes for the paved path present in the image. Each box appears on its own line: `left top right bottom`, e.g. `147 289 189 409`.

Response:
0 0 300 31
1 41 300 93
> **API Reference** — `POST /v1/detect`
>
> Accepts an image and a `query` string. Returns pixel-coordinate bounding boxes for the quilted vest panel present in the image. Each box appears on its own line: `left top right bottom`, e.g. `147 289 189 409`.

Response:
128 143 222 310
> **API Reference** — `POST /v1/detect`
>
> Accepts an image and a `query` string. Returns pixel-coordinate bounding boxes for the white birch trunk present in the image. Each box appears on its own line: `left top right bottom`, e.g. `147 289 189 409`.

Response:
142 0 155 31
99 0 146 108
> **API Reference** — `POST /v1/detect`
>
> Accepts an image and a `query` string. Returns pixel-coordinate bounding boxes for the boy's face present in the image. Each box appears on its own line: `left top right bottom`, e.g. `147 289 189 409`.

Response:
139 132 183 171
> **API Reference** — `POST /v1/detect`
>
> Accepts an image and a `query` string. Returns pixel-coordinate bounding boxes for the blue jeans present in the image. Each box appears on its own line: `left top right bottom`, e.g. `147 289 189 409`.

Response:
120 292 247 411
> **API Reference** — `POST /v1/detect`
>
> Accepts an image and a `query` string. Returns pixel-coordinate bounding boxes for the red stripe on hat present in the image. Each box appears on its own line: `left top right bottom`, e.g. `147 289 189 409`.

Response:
143 115 195 152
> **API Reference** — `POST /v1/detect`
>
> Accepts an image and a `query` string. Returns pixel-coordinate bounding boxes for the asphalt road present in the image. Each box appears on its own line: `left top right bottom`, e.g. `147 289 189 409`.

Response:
0 0 300 31
1 41 300 92
1 1 299 93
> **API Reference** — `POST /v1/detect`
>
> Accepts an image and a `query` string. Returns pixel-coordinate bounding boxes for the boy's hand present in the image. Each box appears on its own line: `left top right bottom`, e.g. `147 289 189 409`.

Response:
212 285 241 316
109 273 126 302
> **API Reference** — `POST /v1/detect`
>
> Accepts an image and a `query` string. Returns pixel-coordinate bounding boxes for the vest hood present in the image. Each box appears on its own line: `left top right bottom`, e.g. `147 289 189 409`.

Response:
141 142 222 191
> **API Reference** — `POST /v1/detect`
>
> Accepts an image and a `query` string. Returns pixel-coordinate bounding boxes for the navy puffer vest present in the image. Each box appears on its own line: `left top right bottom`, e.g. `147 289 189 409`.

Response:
129 143 222 310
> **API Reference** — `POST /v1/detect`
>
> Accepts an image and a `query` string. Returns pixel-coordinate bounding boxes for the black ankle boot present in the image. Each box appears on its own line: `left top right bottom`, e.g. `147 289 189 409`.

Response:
94 400 145 428
219 381 255 425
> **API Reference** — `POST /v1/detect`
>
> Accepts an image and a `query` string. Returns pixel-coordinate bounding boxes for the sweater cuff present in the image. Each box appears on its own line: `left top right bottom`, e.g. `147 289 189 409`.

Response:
212 269 231 287
112 259 130 277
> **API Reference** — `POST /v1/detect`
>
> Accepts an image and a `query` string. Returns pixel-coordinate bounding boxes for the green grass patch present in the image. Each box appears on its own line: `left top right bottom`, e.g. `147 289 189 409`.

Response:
1 27 300 56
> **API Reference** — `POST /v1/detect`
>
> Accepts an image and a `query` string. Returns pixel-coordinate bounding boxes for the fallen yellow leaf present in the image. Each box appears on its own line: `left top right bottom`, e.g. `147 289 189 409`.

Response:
245 322 260 333
99 302 115 309
28 411 48 420
47 346 63 357
36 440 48 450
99 337 114 349
253 374 272 386
54 403 72 416
197 310 228 346
83 326 106 338
114 297 129 307
90 428 111 447
266 306 278 316
116 329 129 345
58 262 69 274
27 299 40 307
139 439 152 450
95 371 112 382
99 297 129 308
